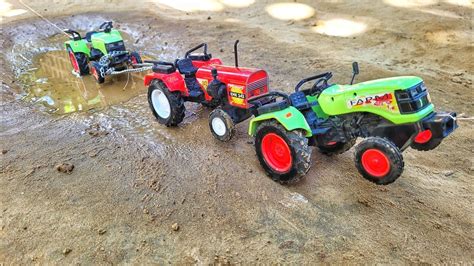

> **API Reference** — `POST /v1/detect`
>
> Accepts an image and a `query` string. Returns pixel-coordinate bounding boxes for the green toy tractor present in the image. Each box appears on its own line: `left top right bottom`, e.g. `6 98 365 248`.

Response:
248 62 457 185
63 21 144 84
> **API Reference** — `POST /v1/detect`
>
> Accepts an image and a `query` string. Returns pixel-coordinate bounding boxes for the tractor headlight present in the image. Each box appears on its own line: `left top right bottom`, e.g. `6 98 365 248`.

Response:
395 82 431 114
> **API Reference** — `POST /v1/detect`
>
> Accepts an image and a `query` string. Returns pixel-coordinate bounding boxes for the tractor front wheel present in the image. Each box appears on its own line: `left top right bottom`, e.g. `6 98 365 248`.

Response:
130 51 142 66
255 121 311 185
354 137 404 185
148 81 185 127
67 47 89 76
90 62 105 84
410 129 442 151
209 108 235 142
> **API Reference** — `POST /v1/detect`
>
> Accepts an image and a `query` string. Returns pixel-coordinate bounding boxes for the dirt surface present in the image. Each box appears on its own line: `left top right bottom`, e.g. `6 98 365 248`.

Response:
1 0 473 264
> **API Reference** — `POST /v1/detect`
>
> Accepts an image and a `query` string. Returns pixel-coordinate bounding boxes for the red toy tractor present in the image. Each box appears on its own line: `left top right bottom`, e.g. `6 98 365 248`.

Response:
144 41 271 141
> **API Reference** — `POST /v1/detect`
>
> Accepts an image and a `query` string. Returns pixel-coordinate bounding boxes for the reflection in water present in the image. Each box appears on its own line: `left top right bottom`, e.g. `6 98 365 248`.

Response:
20 50 149 114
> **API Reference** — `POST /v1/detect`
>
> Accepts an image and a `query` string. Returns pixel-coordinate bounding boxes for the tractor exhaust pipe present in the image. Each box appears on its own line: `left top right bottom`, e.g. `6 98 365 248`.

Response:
234 40 240 68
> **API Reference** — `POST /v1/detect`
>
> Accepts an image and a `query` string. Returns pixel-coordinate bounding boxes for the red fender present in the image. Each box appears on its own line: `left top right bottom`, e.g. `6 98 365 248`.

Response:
144 72 187 95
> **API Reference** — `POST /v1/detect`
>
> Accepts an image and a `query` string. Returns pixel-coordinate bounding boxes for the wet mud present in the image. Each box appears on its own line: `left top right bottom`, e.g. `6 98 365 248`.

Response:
1 1 473 264
19 51 146 114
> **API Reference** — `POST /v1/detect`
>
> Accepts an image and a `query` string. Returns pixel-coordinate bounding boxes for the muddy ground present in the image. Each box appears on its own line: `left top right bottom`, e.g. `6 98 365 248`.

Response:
1 0 473 264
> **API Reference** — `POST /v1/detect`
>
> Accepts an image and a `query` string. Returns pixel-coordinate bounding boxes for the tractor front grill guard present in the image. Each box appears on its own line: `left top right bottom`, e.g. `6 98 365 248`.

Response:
395 82 431 114
247 77 268 97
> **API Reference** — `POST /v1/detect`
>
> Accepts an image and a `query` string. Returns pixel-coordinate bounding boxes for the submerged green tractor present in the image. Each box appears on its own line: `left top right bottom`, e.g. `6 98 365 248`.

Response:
248 62 457 185
63 21 143 84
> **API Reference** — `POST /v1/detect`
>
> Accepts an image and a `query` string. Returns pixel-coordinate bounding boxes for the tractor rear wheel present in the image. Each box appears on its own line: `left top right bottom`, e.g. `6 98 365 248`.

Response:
317 138 356 156
67 47 89 76
209 108 235 142
255 121 311 185
410 129 442 151
90 62 105 84
354 137 404 185
148 81 185 127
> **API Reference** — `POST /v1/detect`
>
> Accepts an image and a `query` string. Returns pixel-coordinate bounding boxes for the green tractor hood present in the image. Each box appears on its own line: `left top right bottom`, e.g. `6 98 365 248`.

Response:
91 29 124 55
318 76 434 124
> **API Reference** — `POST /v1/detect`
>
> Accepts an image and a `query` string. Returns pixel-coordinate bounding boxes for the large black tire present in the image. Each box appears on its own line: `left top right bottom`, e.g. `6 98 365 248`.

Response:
317 138 356 156
90 62 105 84
255 120 311 185
67 47 89 76
148 81 185 127
354 137 404 185
209 108 235 142
130 51 143 66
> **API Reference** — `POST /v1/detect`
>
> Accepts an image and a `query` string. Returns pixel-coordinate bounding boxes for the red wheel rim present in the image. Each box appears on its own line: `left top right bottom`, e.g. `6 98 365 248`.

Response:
68 51 79 73
414 129 432 144
261 133 292 173
361 149 390 178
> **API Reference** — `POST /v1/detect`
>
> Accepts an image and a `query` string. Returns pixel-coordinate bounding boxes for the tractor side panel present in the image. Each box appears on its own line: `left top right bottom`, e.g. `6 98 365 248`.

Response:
248 106 312 137
65 40 90 57
144 72 187 95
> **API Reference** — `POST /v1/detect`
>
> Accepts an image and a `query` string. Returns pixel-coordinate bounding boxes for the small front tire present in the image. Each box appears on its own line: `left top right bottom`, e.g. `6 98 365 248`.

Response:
354 137 404 185
410 129 442 151
209 108 235 142
90 62 105 84
148 81 185 127
130 51 143 66
67 47 89 76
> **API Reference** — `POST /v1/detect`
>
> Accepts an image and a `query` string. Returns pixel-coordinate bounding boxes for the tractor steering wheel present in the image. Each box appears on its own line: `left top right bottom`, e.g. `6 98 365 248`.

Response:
99 21 113 32
309 77 329 95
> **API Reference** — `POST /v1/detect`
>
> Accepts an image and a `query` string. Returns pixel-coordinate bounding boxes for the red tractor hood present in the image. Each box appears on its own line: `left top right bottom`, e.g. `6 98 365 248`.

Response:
196 65 268 86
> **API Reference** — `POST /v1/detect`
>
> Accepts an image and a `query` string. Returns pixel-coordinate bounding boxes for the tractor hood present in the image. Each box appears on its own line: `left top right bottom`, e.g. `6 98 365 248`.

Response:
91 29 123 44
323 76 423 96
318 76 433 124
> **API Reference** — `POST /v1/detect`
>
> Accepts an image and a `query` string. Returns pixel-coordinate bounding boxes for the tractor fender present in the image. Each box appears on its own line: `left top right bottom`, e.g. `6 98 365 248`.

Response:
144 72 187 94
65 40 90 57
248 106 312 137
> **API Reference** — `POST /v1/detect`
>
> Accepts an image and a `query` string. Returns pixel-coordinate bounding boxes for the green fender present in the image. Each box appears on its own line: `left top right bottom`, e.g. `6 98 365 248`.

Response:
248 106 312 137
64 39 90 57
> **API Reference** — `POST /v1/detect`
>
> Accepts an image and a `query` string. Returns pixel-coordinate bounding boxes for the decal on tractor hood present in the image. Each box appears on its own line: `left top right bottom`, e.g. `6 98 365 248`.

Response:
228 84 246 107
197 78 209 90
348 92 399 112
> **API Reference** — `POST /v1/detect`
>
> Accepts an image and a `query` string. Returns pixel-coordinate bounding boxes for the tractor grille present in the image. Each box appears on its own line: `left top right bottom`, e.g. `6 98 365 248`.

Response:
247 77 268 95
106 41 126 52
395 82 431 114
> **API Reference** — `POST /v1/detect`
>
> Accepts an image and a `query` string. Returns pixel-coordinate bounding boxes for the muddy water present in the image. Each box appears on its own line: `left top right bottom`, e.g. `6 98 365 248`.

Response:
19 50 149 114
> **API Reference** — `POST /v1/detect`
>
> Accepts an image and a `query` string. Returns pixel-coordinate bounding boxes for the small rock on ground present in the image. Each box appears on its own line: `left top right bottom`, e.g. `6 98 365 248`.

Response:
55 163 74 174
171 223 179 231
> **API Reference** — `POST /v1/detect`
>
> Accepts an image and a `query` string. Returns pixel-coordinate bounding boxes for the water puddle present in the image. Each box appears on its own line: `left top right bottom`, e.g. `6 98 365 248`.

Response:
19 50 149 114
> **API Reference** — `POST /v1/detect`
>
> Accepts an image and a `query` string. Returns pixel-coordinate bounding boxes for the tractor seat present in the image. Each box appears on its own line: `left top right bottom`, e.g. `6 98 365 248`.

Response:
152 64 176 74
176 58 198 75
85 31 97 42
289 91 312 111
187 53 212 61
